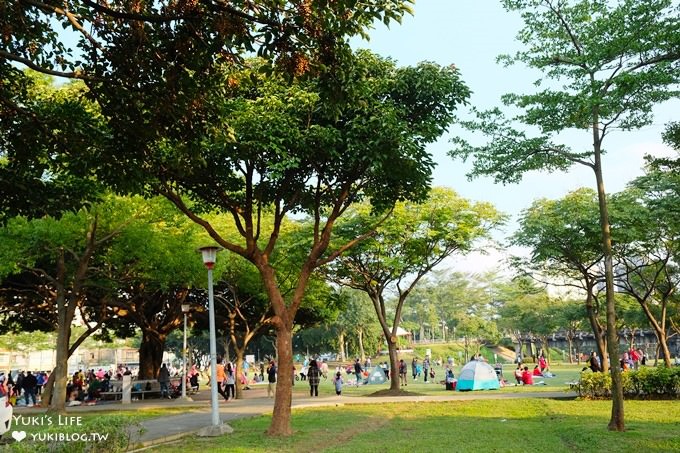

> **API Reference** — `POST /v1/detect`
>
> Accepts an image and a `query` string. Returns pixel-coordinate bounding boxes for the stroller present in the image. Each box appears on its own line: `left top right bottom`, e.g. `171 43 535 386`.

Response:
168 380 183 399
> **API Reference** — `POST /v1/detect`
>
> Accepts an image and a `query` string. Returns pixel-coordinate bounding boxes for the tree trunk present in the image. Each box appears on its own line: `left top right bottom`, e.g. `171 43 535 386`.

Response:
41 372 55 408
387 335 400 391
267 325 293 436
584 291 608 371
138 331 166 379
48 311 70 413
567 336 574 364
650 330 672 368
223 337 231 363
512 331 522 362
235 353 244 400
638 302 673 367
358 329 365 362
592 141 624 431
338 331 346 362
48 257 75 414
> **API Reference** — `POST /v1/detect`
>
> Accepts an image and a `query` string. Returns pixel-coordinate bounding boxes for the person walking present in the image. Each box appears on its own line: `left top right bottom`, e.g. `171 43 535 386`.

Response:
266 361 277 398
23 370 38 407
411 358 418 381
320 359 329 380
225 363 236 401
158 364 171 398
15 371 25 402
423 356 431 383
398 359 407 387
307 359 321 397
353 358 363 386
215 356 229 401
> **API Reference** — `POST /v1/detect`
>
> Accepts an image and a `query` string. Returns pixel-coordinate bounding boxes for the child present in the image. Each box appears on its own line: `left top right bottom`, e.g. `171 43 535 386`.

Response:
333 371 344 395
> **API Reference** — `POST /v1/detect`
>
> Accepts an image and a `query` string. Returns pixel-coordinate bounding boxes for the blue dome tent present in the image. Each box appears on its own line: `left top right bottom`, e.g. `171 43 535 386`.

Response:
456 360 500 391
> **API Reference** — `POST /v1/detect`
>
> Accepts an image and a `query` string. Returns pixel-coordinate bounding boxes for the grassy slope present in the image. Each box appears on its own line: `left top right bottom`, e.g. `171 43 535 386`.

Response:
154 399 680 453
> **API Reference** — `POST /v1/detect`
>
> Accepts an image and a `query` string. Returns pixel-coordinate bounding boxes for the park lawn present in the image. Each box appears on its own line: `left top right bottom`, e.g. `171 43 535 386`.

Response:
312 363 582 397
154 399 680 453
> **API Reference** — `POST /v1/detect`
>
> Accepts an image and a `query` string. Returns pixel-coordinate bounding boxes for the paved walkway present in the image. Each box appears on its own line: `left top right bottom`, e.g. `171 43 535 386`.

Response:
14 386 576 450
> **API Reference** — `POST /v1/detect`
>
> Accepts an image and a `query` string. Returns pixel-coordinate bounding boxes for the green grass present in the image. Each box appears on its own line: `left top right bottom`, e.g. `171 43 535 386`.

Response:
299 363 582 397
152 399 680 453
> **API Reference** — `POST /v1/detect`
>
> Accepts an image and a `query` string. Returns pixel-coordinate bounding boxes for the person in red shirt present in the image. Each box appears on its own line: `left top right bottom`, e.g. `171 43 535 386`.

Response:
532 365 543 376
521 366 534 385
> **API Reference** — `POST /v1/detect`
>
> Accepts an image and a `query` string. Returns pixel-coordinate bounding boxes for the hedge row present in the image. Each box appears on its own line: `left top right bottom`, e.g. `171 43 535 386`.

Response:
570 366 680 399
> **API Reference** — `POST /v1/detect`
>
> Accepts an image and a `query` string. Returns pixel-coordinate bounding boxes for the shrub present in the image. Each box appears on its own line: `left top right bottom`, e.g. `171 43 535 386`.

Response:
573 366 680 400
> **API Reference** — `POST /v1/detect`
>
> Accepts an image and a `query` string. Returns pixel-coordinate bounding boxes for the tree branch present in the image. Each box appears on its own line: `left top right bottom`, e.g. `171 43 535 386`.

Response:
0 50 98 81
19 0 106 54
81 0 198 23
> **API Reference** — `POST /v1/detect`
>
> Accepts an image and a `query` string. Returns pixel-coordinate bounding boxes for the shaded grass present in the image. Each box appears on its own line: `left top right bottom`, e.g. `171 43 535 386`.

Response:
151 399 680 453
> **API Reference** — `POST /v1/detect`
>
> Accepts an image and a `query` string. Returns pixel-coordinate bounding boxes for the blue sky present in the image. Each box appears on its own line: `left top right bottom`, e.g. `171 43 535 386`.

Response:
352 1 678 273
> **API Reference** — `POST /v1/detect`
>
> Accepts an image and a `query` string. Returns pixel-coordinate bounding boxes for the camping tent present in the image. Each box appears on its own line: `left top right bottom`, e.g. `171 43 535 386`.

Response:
456 360 500 391
367 366 387 384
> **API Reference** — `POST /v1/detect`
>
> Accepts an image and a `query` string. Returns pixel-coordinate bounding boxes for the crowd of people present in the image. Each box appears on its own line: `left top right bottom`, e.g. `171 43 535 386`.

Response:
7 348 672 408
0 370 48 407
582 347 649 374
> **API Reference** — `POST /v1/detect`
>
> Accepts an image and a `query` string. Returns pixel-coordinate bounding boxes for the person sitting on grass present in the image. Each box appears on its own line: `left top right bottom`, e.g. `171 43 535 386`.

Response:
521 366 534 385
514 364 523 384
532 365 543 377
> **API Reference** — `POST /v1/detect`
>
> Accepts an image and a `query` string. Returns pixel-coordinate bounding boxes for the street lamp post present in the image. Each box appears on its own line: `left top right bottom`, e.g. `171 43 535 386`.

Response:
198 246 231 436
181 303 190 399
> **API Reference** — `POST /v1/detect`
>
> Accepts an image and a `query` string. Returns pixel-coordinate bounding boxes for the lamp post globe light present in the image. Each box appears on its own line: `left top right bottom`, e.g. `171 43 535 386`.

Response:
181 303 191 400
197 246 232 436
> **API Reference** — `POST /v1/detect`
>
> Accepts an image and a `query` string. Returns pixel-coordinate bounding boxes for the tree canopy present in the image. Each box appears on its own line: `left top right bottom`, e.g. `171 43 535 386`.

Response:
325 187 503 390
449 0 680 431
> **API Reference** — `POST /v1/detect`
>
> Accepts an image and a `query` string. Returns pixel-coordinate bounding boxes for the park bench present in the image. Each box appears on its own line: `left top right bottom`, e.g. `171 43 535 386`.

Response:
99 379 163 401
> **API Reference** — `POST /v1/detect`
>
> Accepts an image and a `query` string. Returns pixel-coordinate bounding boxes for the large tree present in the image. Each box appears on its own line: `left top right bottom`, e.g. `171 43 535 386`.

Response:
325 187 503 391
511 188 609 369
611 171 680 367
0 196 136 412
77 52 468 434
450 0 680 430
97 198 209 379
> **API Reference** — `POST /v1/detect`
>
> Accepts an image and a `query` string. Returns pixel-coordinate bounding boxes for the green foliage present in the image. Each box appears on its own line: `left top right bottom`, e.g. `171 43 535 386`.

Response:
451 0 680 182
0 331 53 352
92 52 469 220
574 367 680 399
328 187 503 291
513 188 602 269
574 371 613 398
2 1 415 81
326 188 502 355
0 71 106 224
